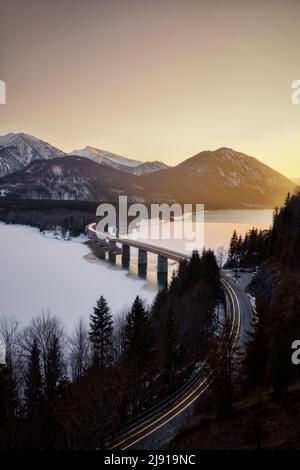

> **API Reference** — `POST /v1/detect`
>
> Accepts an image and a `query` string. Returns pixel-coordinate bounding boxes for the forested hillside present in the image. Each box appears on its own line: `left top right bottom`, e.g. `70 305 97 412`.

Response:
171 191 300 449
0 250 220 449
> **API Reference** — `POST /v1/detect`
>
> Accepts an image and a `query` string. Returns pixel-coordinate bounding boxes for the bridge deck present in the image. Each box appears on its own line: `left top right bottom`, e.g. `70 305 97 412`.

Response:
87 223 190 263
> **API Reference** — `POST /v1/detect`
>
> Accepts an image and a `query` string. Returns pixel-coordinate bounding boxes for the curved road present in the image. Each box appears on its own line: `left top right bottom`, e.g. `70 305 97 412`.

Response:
87 223 253 450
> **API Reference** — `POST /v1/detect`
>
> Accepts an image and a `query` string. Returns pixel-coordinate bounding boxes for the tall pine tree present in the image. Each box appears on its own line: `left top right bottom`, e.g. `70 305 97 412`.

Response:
25 337 43 416
124 296 151 366
124 296 152 413
229 229 239 267
163 307 178 392
45 335 63 400
89 295 114 375
0 365 19 449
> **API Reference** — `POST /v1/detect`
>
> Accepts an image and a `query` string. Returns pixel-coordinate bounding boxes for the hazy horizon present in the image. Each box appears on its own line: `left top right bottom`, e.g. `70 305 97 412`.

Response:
1 0 300 177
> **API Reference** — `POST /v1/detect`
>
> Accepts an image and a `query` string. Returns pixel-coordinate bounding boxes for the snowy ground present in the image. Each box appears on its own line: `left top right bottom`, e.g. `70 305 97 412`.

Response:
0 210 271 334
0 223 157 333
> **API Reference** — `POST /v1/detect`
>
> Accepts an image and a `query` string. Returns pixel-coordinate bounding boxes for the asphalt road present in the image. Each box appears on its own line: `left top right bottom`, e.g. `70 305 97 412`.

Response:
222 270 254 351
87 223 255 450
110 275 252 450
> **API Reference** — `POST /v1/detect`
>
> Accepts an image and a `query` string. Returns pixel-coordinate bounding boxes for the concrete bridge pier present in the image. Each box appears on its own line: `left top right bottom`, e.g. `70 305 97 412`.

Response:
138 249 147 265
108 240 116 252
97 237 107 248
157 255 168 273
137 249 147 278
108 240 116 264
98 237 107 259
138 263 147 279
122 244 130 269
157 255 168 286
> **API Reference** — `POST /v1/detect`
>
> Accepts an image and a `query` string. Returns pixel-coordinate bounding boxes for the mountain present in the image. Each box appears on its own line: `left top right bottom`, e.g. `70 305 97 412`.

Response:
69 146 143 171
0 136 296 209
140 147 297 209
0 133 65 176
292 177 300 185
129 161 169 176
0 133 168 177
69 146 168 175
0 156 171 202
0 133 169 178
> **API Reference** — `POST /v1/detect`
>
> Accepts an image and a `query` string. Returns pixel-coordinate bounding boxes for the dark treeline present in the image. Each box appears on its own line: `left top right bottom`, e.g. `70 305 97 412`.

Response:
0 249 220 449
226 192 300 412
173 191 300 449
225 193 299 270
0 198 181 237
241 191 300 406
225 227 270 269
0 198 99 236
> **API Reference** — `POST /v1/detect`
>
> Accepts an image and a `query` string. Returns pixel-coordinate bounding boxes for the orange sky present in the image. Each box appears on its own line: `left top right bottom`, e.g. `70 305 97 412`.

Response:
0 0 299 177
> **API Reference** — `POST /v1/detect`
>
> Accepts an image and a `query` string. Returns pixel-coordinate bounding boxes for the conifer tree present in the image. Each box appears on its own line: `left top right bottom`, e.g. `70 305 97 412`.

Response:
200 249 220 289
124 296 152 412
25 337 43 416
188 250 202 282
163 307 178 391
229 230 239 267
124 296 151 367
89 295 114 375
0 365 19 449
45 334 63 400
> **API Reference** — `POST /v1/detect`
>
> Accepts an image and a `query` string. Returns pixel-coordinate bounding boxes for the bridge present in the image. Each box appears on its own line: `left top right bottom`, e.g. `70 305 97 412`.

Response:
87 222 188 283
86 222 253 449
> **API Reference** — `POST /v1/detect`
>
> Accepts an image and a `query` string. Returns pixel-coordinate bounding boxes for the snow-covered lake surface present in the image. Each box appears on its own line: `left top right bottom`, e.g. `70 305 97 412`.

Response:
0 210 272 332
0 223 157 332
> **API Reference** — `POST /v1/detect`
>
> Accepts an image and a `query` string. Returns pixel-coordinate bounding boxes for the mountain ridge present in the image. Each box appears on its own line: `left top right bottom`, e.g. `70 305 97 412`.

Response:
0 156 172 202
0 133 296 209
69 145 143 171
0 132 65 176
140 147 296 209
69 145 169 175
0 133 168 176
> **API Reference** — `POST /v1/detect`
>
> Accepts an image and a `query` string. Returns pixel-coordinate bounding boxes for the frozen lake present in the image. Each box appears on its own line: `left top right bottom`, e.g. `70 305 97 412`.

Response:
0 223 157 332
0 210 272 331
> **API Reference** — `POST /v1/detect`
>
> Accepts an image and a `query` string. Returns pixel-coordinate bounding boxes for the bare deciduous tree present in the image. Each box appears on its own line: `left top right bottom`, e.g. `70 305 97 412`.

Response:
216 246 226 268
20 311 66 387
0 315 19 369
68 318 90 381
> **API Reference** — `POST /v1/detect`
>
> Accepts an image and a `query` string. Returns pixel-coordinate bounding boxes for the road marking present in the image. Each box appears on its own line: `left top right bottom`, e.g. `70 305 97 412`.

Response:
121 383 211 450
222 278 241 343
89 223 242 450
112 278 240 450
111 375 211 449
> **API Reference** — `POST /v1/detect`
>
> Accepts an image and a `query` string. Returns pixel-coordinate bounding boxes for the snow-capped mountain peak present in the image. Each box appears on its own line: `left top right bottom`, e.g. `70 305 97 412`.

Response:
69 145 143 171
0 132 169 177
0 132 65 177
